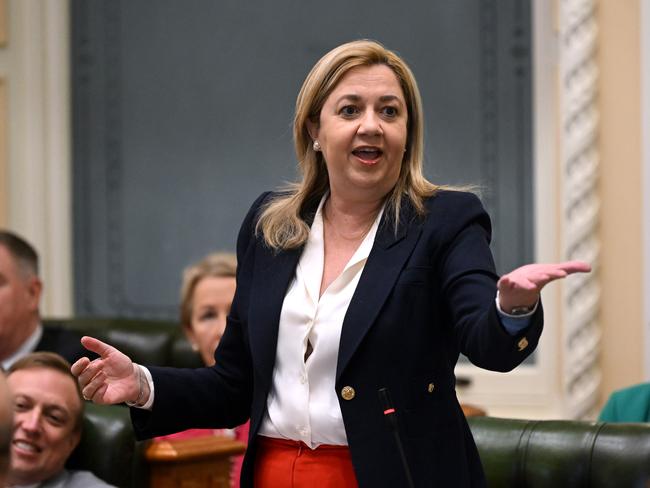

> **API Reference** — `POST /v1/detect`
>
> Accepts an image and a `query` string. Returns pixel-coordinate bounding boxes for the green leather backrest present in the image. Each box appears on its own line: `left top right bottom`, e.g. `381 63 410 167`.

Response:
66 403 147 488
468 416 650 487
43 317 203 368
50 317 205 488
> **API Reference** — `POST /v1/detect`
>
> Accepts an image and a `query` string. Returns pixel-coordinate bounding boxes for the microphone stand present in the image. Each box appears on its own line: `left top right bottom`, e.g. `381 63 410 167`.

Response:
378 387 415 488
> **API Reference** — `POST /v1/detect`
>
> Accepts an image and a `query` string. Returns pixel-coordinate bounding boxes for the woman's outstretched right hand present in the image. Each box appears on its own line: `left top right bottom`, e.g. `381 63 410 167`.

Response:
71 336 142 405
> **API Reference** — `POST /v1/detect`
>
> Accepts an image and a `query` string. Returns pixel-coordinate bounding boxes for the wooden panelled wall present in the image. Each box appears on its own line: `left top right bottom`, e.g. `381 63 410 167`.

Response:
72 0 534 319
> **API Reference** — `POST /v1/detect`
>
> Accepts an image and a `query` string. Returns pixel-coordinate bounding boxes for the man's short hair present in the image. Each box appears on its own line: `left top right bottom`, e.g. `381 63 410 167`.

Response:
8 352 84 432
0 230 39 277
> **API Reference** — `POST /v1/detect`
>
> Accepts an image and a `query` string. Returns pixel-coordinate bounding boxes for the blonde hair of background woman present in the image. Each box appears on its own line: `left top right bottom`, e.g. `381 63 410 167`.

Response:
179 252 237 331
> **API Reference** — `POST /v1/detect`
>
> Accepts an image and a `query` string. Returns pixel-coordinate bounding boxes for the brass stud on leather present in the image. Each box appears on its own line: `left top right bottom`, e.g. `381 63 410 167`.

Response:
341 386 356 400
427 383 435 393
517 337 529 352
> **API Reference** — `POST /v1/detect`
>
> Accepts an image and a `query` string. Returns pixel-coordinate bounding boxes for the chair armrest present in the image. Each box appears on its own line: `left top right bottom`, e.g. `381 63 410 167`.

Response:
67 403 148 488
146 436 246 462
145 436 246 488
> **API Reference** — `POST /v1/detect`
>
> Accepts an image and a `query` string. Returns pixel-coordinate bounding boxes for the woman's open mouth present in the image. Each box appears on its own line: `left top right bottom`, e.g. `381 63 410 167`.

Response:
352 147 383 165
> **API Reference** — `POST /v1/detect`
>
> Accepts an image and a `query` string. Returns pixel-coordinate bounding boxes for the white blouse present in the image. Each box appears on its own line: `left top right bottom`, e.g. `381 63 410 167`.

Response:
138 197 531 443
258 195 384 448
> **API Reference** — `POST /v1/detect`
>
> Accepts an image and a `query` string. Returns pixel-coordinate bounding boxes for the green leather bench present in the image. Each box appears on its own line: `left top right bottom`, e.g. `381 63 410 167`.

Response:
66 403 146 488
72 411 650 488
46 318 650 487
43 317 203 488
46 317 204 487
69 402 243 488
43 317 203 369
468 416 650 487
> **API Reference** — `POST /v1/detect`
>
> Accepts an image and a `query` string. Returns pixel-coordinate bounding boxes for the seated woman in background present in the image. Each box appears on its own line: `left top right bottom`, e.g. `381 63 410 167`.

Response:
599 383 650 422
180 252 237 368
157 252 248 487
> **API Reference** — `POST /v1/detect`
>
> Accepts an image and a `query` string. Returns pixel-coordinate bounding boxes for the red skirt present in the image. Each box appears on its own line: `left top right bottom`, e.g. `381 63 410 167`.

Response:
254 436 359 488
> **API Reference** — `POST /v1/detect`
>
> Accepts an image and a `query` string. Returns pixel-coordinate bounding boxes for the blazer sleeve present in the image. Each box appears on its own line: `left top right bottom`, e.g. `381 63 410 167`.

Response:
435 191 543 372
131 192 271 439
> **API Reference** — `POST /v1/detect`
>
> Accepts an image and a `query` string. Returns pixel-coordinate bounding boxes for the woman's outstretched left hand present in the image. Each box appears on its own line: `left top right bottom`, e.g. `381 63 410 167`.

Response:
497 261 592 314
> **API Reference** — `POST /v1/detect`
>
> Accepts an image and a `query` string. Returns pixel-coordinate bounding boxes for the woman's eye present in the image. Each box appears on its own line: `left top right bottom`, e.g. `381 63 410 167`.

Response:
200 311 217 321
382 106 398 117
340 105 358 117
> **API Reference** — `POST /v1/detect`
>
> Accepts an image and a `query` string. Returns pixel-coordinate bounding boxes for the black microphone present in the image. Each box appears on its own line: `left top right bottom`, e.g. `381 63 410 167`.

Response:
378 387 415 488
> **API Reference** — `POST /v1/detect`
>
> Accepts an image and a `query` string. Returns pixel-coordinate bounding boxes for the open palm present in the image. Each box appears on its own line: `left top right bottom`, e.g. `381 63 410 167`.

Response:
497 261 591 313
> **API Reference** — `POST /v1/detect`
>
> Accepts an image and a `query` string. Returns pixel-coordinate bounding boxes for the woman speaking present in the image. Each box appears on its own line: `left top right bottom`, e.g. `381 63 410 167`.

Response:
72 39 589 487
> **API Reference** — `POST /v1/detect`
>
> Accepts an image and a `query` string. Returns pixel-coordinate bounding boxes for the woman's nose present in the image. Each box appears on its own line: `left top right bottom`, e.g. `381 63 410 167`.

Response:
357 111 382 136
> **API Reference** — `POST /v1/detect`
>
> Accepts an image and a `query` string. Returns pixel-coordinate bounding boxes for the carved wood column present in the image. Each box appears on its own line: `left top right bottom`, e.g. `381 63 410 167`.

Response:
559 0 602 419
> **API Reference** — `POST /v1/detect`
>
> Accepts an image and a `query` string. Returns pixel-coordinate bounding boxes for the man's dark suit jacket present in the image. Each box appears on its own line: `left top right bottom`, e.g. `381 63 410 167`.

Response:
132 190 543 487
36 324 89 365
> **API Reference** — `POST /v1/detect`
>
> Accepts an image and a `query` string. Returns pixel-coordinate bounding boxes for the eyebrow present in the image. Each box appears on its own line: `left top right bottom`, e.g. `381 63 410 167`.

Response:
15 394 73 420
335 94 404 104
196 305 217 311
43 405 71 419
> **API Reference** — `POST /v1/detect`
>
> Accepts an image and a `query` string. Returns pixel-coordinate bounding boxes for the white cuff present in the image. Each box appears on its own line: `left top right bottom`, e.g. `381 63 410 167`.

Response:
495 290 539 318
125 364 155 410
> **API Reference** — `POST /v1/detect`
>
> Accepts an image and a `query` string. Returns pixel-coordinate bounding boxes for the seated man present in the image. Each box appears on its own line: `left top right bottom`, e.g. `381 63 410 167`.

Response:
0 230 88 370
0 373 11 486
5 352 115 487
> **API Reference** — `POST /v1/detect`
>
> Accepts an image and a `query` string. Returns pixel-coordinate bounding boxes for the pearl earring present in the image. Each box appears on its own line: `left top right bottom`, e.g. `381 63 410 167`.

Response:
313 140 321 151
191 343 199 352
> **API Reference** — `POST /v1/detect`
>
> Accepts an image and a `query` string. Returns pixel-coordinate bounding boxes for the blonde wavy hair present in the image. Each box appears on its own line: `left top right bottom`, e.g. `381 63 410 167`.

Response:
256 39 440 250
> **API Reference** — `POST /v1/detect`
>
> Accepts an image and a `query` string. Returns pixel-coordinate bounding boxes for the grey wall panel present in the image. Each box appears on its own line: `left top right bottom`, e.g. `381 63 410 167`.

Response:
72 0 532 319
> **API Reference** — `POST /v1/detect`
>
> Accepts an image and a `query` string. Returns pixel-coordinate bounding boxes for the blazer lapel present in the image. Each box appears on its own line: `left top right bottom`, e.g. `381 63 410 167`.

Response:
336 202 422 381
248 244 301 393
245 196 422 387
247 197 319 393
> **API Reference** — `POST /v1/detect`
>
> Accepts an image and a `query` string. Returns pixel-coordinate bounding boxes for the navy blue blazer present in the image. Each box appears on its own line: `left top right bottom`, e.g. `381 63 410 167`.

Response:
132 190 543 487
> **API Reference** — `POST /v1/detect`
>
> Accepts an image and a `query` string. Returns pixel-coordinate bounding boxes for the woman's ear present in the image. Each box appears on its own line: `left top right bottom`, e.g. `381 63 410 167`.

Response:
306 119 319 141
